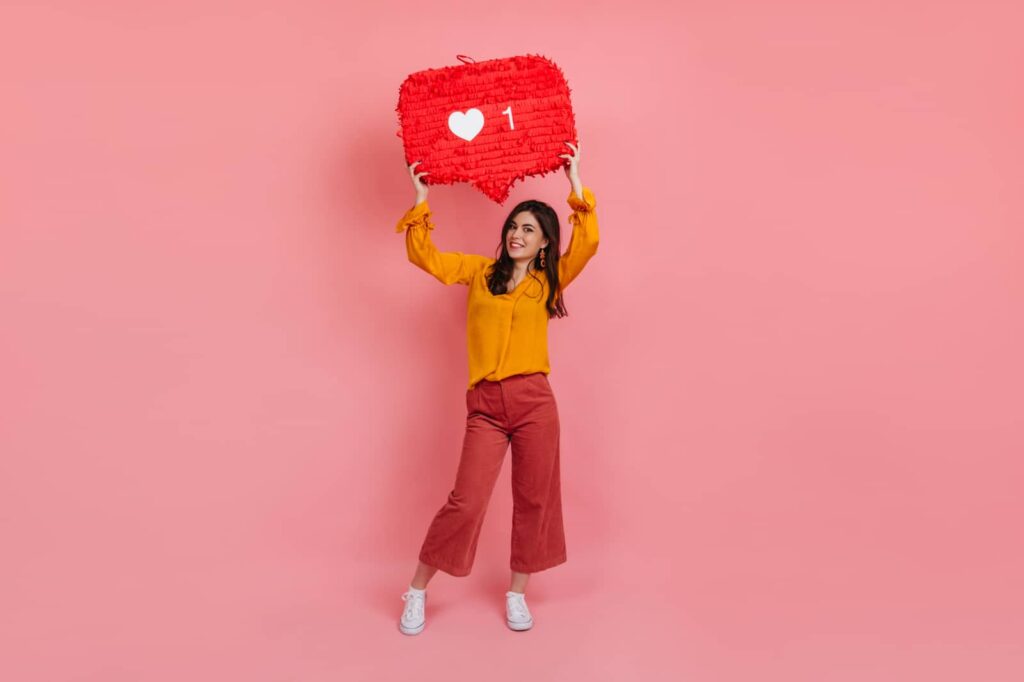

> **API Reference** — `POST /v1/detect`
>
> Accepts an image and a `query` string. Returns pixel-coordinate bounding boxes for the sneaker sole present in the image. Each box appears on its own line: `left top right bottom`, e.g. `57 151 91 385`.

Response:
399 620 425 635
506 617 533 631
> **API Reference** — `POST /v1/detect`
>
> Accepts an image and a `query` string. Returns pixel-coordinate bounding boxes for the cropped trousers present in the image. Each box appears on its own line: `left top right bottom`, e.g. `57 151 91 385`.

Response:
418 372 567 576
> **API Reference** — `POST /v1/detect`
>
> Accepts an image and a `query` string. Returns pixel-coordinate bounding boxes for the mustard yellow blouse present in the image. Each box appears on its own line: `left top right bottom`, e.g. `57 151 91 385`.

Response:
395 187 599 389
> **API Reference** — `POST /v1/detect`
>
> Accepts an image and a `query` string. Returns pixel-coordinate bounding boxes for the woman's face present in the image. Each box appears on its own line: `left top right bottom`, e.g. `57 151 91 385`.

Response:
506 210 549 265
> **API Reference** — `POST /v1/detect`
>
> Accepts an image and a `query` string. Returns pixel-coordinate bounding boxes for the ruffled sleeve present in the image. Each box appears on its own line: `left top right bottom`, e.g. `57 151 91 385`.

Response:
558 187 599 289
395 200 434 233
396 200 488 286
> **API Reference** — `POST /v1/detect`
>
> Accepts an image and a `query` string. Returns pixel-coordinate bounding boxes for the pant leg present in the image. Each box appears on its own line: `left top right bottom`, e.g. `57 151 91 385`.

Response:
507 373 567 574
418 382 509 577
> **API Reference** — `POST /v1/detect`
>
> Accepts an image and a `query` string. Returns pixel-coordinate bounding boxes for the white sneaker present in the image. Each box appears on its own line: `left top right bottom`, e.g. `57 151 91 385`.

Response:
399 588 426 635
505 591 534 631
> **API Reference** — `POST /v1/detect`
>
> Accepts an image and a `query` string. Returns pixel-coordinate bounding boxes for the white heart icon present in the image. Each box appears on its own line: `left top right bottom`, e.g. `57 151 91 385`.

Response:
448 108 484 141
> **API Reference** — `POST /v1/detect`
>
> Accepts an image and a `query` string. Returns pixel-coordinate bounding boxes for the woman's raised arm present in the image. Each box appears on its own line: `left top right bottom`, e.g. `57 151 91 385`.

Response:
558 186 599 289
557 142 599 288
397 161 486 286
396 200 487 286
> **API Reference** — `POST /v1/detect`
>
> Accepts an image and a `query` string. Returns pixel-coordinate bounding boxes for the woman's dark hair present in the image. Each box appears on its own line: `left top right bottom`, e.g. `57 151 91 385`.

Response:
485 199 568 318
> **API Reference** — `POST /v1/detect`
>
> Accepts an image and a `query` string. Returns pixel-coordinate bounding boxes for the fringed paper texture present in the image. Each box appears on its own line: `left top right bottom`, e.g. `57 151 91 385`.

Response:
396 54 577 204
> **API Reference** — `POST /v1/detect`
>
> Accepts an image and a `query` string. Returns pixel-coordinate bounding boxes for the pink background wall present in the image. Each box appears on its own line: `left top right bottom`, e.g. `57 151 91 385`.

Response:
2 1 1022 680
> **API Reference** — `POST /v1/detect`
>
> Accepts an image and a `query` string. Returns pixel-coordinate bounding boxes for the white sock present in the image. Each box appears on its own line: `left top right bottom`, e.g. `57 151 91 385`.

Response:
408 585 426 595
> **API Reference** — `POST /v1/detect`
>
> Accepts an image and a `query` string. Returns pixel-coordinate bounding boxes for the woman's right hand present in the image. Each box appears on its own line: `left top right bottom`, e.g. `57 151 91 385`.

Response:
408 160 429 206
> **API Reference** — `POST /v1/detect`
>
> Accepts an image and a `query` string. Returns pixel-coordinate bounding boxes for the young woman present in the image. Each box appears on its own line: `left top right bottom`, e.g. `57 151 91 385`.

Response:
395 141 599 635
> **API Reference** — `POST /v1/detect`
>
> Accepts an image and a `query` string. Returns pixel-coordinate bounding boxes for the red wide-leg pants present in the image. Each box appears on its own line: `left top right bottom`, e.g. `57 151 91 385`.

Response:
418 372 567 576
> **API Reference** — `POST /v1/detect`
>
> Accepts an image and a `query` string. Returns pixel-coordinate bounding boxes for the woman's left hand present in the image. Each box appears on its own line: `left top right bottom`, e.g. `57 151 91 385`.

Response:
560 141 583 196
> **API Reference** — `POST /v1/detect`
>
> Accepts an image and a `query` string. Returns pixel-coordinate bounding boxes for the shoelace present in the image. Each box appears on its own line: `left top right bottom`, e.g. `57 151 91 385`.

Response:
402 592 424 621
507 594 530 619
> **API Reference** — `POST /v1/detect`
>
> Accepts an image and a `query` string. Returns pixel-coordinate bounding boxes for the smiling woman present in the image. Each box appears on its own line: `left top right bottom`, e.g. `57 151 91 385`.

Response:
488 198 562 303
394 141 600 636
394 183 598 387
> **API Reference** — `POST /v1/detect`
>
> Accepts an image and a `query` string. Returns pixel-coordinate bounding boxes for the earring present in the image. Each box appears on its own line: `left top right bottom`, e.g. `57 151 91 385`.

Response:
539 248 546 268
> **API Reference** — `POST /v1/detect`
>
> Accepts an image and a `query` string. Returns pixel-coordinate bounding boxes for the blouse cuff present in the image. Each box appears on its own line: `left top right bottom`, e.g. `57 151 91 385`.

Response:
567 186 596 212
395 201 434 233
